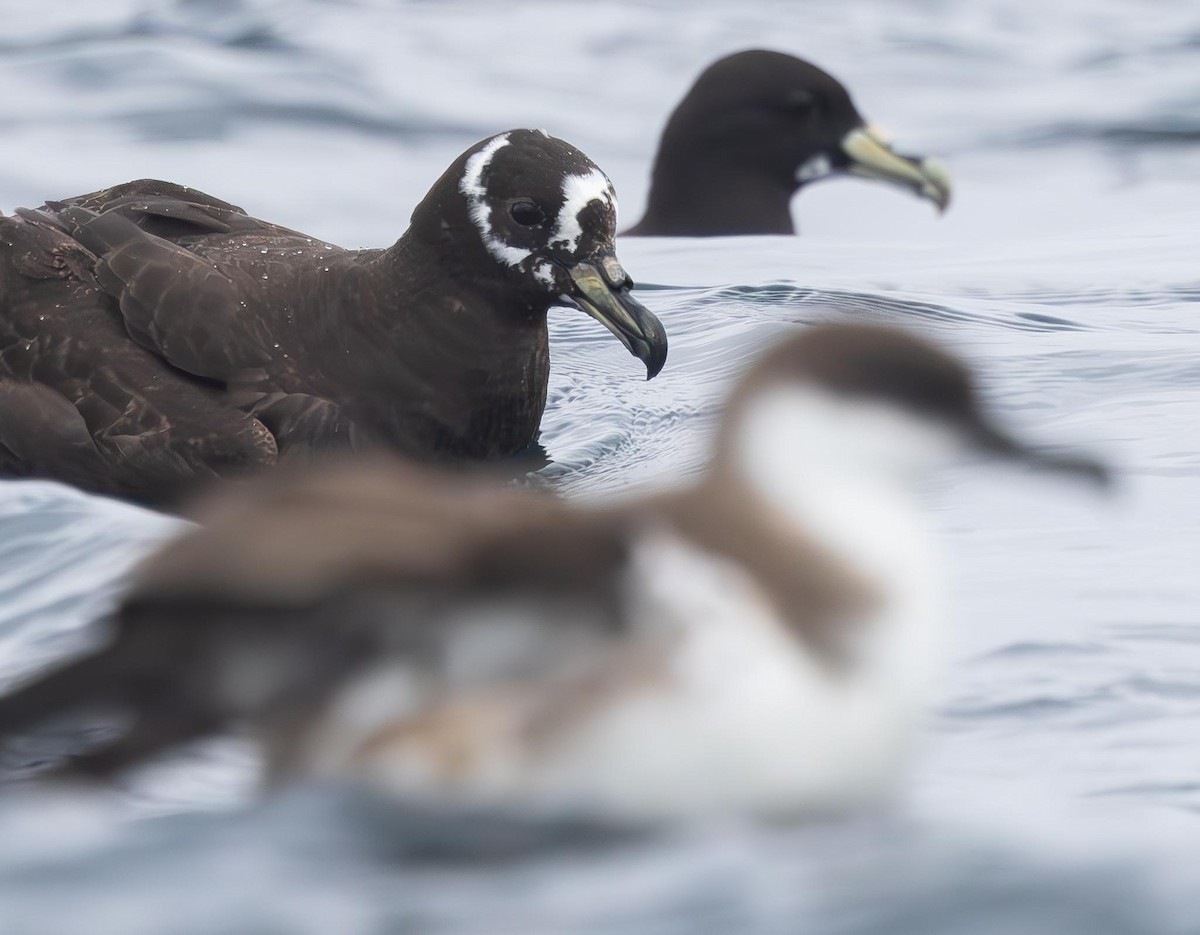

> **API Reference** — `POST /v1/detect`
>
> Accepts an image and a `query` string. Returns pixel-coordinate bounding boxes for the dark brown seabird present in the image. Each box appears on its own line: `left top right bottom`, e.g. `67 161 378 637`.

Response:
0 129 667 507
624 50 953 237
0 325 1105 818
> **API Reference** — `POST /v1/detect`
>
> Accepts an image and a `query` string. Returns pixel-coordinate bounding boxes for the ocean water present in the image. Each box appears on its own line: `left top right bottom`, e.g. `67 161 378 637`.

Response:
1 0 1199 931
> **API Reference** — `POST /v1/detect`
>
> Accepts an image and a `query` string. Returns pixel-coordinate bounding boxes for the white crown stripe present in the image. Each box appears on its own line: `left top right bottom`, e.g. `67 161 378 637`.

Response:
459 133 535 268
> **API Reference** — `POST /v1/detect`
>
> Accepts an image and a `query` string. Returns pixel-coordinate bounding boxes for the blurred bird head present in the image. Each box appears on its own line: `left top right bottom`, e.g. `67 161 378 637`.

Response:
647 50 952 232
719 324 1109 489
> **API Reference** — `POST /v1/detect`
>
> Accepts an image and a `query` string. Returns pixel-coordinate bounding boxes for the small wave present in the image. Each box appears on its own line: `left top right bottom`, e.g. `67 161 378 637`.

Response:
969 640 1108 663
1118 675 1200 700
1087 781 1200 801
1016 119 1200 149
697 285 1097 334
0 0 296 56
1106 622 1200 645
120 102 479 143
941 694 1108 722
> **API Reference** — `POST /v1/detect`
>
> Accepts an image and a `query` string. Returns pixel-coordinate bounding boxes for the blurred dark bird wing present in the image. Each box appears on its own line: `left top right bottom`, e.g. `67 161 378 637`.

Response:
0 458 633 779
131 457 633 606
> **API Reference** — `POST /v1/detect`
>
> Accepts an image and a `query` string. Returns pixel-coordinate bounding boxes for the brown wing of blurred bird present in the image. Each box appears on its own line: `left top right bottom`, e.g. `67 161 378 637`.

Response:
0 457 639 780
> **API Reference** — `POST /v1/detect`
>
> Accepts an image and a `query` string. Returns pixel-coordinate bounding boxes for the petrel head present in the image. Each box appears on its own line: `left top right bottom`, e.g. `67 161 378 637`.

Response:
723 324 1108 487
640 50 950 234
414 129 667 379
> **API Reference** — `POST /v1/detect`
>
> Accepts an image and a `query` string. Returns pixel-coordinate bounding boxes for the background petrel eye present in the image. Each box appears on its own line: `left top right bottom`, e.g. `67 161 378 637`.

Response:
782 90 817 114
509 199 547 226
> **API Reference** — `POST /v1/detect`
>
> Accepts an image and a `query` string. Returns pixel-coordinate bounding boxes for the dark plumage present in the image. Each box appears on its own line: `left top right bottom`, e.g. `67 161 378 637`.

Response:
0 130 667 507
625 50 953 236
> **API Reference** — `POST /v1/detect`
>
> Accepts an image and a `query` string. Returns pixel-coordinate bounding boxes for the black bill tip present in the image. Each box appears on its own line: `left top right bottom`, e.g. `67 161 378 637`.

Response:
564 259 669 380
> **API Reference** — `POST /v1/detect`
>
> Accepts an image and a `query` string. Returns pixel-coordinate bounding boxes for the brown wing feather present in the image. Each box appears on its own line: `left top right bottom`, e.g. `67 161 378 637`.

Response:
0 210 280 503
58 179 249 217
129 456 632 607
52 178 309 241
52 204 274 379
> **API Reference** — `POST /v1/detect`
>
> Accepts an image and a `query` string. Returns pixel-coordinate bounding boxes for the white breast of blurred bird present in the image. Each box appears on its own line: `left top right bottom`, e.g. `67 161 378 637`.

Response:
339 458 946 820
520 505 945 819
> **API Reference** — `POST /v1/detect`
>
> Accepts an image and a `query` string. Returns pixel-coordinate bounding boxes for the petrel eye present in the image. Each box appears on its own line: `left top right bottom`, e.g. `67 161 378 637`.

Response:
783 90 817 114
509 199 547 226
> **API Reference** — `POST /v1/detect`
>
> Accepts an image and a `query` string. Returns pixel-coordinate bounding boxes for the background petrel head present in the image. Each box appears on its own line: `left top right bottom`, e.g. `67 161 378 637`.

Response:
411 129 667 378
723 324 1108 486
637 50 951 235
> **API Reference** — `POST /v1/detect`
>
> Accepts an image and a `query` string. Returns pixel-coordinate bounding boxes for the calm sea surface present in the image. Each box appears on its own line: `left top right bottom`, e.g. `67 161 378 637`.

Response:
0 0 1198 931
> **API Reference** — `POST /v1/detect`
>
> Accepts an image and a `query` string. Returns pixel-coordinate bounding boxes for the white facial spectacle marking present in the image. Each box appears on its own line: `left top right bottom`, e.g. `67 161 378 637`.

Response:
551 168 617 254
460 135 616 290
459 132 536 269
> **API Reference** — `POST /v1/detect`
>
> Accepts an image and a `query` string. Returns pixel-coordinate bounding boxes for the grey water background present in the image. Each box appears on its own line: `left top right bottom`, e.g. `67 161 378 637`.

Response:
0 0 1199 930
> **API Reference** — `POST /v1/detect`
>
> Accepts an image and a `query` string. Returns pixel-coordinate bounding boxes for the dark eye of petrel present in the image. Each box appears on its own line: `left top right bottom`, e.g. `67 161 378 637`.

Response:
509 198 547 227
782 90 817 115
